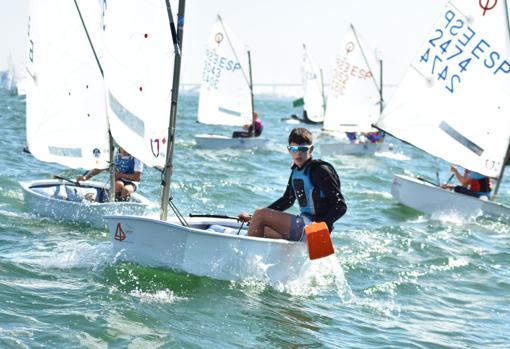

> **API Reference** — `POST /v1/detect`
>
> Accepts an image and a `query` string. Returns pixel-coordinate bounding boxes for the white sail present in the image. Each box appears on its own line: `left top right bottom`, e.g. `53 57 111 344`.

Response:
102 0 177 168
197 15 252 127
302 44 325 123
323 24 381 133
25 0 109 170
3 55 17 94
375 1 510 178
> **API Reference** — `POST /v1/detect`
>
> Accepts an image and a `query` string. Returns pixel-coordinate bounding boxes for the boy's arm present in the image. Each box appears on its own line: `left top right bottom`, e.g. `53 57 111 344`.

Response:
313 164 347 228
77 168 103 181
116 171 141 182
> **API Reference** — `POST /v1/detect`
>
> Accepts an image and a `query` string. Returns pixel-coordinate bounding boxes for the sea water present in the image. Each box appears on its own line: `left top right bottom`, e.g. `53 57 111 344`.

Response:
0 89 509 348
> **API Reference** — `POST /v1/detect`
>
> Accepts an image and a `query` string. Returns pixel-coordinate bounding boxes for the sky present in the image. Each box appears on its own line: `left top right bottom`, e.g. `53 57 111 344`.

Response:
0 0 447 87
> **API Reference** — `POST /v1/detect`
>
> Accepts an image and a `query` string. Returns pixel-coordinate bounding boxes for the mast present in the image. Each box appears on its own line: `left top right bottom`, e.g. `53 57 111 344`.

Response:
492 140 510 201
351 23 380 96
247 50 255 120
218 15 252 95
161 0 186 220
379 58 383 115
494 0 510 200
73 0 115 201
320 67 326 116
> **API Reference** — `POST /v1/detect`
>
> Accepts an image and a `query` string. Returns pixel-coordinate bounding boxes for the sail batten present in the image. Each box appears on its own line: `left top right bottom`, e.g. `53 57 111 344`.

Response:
375 1 510 178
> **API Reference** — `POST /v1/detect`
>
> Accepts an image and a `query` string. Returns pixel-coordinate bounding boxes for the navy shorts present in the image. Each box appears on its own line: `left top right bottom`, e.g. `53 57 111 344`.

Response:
118 179 137 191
289 214 312 242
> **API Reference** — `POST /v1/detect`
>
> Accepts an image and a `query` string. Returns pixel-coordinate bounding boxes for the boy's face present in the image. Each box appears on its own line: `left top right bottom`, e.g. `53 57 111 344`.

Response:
288 142 313 168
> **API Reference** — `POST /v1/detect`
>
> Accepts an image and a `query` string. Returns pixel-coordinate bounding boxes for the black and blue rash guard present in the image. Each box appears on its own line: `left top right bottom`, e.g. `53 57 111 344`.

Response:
267 158 347 232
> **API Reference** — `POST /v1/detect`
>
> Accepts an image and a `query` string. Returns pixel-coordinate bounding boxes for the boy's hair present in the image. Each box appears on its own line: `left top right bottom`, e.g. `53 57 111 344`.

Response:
288 128 313 145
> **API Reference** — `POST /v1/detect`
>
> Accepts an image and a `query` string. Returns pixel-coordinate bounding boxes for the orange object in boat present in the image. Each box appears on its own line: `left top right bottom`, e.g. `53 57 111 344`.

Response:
304 221 334 260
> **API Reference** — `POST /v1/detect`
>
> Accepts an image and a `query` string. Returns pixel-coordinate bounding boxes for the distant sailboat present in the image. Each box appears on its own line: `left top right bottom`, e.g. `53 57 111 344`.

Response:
19 0 150 228
374 0 510 219
0 55 18 95
302 43 326 123
194 15 268 150
286 44 326 125
320 24 388 156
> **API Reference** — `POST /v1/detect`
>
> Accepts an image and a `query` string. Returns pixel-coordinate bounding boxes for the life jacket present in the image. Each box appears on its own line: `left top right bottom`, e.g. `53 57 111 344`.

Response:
291 164 317 216
290 159 340 218
467 175 491 193
115 152 135 174
253 118 263 137
367 132 384 143
346 132 357 142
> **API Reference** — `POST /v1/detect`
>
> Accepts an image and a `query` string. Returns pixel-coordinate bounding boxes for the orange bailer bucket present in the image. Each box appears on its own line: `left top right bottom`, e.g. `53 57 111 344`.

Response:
304 222 335 260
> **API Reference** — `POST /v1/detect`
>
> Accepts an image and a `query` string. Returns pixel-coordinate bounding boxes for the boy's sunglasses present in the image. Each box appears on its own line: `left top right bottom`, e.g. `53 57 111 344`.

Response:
287 145 312 153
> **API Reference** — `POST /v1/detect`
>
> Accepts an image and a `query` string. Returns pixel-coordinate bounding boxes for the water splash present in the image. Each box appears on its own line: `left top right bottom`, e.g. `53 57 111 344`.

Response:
375 150 410 161
128 289 186 304
271 255 355 302
11 240 113 271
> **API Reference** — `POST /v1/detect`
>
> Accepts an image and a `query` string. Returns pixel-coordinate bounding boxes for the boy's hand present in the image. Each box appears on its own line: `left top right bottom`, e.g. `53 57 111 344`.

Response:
237 212 252 223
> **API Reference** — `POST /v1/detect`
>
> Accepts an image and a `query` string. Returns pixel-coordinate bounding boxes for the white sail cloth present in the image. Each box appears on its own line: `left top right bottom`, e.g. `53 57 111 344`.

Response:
197 15 252 127
26 0 109 170
375 1 510 178
102 0 177 169
323 24 381 133
302 44 325 123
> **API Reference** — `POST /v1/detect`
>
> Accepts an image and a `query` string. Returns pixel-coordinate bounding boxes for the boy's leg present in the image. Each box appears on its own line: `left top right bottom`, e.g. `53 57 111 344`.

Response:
454 185 479 197
115 180 124 200
121 184 136 200
247 208 293 239
232 131 250 138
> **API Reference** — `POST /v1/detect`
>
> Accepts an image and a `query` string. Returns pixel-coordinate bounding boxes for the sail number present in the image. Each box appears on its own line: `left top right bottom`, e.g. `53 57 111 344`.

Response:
418 8 510 94
202 48 242 89
329 56 373 98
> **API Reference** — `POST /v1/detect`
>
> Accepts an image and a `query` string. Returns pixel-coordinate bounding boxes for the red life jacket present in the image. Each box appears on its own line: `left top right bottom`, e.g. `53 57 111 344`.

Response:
467 177 491 193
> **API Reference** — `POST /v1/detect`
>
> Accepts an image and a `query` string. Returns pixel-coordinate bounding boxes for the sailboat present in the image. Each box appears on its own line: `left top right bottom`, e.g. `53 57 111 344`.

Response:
286 44 326 125
374 0 510 219
320 24 389 156
194 15 269 150
0 55 18 95
103 0 329 284
19 0 151 229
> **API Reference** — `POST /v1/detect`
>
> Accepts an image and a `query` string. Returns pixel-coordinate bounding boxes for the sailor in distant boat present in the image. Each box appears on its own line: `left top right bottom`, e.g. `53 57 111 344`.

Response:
237 127 347 241
441 166 492 200
77 147 143 201
346 131 384 144
365 131 385 143
232 111 263 138
285 110 323 125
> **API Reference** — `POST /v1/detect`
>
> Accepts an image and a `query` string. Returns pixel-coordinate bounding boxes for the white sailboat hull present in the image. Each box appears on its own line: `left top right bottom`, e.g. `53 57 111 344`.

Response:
195 134 270 150
391 174 510 219
105 215 312 283
20 179 152 228
320 142 391 156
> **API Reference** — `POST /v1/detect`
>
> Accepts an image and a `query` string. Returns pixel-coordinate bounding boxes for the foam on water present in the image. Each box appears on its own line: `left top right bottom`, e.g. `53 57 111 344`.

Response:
10 240 112 271
128 289 186 304
359 189 393 200
430 210 480 224
429 257 470 272
375 150 410 161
